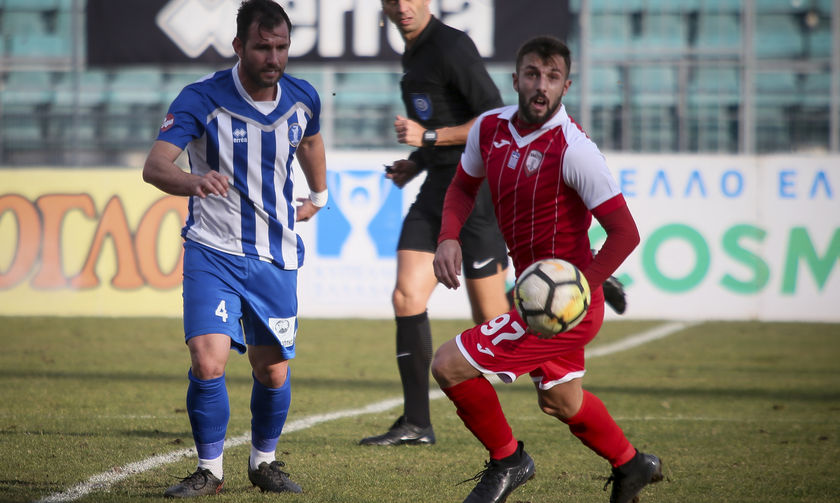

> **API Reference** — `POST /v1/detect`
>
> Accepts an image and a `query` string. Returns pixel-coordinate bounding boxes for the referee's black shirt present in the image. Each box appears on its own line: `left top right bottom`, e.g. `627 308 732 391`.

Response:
401 16 503 169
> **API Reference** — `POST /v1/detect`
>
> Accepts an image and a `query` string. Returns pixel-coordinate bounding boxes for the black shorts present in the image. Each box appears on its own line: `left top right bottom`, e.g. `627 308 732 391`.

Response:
397 165 509 279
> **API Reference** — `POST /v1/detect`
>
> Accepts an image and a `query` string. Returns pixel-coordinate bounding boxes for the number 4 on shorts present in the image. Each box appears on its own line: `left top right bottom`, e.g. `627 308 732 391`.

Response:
215 300 229 322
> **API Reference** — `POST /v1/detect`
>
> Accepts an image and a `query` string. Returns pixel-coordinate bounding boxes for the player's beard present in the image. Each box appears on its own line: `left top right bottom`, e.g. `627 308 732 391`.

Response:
518 92 561 125
242 62 284 90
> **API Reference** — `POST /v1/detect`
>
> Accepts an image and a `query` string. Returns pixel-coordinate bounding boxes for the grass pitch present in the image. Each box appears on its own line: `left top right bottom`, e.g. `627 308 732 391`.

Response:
1 317 838 502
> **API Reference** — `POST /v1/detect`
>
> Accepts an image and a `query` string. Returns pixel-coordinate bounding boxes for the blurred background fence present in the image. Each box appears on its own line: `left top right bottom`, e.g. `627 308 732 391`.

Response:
0 0 837 167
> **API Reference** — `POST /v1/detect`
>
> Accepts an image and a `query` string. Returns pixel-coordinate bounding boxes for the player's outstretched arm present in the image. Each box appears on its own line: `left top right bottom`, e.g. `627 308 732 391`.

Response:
434 239 463 289
294 132 328 222
143 140 228 198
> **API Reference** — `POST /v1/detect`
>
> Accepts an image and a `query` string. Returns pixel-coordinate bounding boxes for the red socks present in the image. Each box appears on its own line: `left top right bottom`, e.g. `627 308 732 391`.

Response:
564 390 636 467
443 380 635 468
442 377 518 460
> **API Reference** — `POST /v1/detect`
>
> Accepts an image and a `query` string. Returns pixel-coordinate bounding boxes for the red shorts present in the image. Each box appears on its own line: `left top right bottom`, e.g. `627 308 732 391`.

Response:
456 288 604 389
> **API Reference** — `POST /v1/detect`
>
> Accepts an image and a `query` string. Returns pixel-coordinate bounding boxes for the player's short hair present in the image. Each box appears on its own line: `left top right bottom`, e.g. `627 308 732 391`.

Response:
237 0 292 43
515 36 571 76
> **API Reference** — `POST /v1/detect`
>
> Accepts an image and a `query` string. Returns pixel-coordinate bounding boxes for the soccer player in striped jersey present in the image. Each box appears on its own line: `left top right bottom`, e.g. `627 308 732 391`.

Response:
143 0 325 497
431 36 662 503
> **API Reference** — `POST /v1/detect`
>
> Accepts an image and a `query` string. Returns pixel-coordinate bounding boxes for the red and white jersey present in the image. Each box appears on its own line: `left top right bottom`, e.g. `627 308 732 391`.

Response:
460 104 620 275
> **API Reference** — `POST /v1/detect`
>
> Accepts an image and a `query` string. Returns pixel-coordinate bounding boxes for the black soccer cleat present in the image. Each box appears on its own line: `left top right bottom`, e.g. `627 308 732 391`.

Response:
461 441 535 503
602 275 627 314
163 467 223 498
604 451 663 503
359 415 436 446
248 458 302 493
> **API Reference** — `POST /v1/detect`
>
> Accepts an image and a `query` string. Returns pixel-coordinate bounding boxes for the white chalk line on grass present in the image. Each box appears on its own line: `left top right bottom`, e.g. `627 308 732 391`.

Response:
35 321 693 503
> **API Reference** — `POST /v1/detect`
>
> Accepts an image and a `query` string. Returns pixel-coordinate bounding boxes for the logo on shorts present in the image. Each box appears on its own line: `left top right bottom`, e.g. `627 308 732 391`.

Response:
269 316 296 347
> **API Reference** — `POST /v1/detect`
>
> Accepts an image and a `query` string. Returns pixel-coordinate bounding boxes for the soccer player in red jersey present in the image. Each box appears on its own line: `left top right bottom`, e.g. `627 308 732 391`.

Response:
432 36 663 503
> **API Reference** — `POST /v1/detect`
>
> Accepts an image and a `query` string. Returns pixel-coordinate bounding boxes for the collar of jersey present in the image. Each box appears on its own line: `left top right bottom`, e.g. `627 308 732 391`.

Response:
499 104 567 148
231 62 282 114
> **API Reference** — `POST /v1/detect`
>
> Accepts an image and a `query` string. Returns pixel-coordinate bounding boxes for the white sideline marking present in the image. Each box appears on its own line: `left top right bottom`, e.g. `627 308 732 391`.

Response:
35 322 690 503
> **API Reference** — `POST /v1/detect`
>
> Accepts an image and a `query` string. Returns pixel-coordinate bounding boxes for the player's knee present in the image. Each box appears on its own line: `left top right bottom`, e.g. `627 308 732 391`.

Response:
392 286 424 316
190 360 225 380
537 394 577 420
430 345 458 386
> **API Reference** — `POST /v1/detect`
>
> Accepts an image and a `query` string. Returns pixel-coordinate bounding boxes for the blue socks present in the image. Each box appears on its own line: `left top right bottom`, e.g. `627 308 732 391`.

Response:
187 370 229 478
250 370 291 454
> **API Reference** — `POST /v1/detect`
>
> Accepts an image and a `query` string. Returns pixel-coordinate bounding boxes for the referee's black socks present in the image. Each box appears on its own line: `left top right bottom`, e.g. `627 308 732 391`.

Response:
395 311 433 428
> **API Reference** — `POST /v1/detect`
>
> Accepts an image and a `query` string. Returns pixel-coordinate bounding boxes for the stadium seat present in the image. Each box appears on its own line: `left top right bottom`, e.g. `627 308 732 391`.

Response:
755 14 804 58
1 71 54 107
695 13 741 54
806 25 832 58
7 34 68 58
629 66 677 106
589 14 631 51
2 0 60 9
800 72 830 107
754 71 800 106
689 66 740 106
105 68 165 107
333 72 399 107
636 13 687 55
643 0 701 12
588 0 645 12
53 70 109 108
1 11 47 34
699 0 743 12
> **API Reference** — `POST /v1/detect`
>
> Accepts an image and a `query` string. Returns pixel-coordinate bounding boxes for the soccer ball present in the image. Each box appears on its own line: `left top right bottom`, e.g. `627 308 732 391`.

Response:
513 258 591 336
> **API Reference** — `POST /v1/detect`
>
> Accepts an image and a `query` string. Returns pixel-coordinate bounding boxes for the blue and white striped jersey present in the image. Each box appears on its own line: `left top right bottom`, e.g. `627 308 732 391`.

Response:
157 63 320 270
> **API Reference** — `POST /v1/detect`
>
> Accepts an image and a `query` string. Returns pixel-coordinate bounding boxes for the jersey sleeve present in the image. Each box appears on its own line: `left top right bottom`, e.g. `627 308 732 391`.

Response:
302 81 321 137
459 113 489 177
562 138 621 210
445 34 503 115
156 86 206 149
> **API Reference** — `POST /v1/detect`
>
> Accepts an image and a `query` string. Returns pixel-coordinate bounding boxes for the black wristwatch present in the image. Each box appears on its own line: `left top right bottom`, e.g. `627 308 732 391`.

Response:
422 129 437 147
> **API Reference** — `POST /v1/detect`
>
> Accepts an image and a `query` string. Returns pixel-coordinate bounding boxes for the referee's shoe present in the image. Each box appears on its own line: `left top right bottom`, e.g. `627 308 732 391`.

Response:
359 415 435 446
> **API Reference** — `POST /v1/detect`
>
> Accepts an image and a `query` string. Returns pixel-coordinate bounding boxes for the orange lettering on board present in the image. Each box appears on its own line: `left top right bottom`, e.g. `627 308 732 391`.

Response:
32 194 96 289
0 194 41 289
136 196 187 290
70 196 144 290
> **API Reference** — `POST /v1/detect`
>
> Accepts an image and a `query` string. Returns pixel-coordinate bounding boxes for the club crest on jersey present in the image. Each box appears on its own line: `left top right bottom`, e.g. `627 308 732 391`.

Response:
269 316 297 347
525 150 544 175
288 123 303 147
507 149 520 169
232 128 247 143
160 113 175 132
410 93 433 121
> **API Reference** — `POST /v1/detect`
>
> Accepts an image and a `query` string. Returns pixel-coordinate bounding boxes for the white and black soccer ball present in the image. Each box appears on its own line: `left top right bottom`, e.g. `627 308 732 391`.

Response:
513 258 591 336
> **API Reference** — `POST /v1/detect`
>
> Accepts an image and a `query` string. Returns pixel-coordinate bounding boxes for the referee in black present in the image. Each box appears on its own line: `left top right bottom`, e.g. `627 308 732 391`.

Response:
359 0 511 446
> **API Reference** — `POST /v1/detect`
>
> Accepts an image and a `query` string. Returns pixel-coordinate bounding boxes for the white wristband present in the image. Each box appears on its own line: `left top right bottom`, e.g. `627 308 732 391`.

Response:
309 189 328 207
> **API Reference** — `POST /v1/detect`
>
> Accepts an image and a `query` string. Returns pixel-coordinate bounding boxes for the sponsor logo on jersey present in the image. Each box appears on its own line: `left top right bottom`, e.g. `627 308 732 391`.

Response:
507 149 520 170
232 127 247 143
410 93 433 121
288 123 303 147
525 150 544 175
269 316 297 347
493 139 510 148
160 113 175 132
